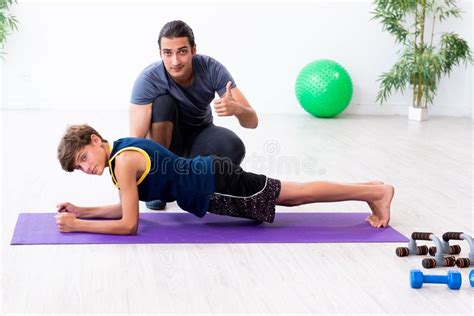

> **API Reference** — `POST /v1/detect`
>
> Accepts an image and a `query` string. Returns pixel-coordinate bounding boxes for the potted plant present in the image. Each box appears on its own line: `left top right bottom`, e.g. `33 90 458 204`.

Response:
1 0 18 58
372 0 473 121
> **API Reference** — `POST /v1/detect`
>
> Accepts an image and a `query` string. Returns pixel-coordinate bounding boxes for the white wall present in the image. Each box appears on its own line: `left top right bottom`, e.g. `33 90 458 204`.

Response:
1 0 473 117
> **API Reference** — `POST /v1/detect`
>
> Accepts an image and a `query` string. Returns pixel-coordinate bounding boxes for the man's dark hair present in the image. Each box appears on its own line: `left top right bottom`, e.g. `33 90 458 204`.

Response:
158 20 195 49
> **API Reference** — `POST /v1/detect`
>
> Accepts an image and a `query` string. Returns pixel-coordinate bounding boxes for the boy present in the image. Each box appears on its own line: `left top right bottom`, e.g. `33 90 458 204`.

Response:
56 124 394 235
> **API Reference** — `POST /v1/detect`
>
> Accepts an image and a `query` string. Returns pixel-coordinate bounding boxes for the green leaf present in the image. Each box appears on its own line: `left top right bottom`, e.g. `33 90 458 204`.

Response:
439 32 473 74
376 49 414 104
372 0 473 107
0 0 18 56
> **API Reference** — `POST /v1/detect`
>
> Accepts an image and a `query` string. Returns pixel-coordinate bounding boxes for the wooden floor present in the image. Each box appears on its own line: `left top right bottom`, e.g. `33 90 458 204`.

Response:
1 110 473 314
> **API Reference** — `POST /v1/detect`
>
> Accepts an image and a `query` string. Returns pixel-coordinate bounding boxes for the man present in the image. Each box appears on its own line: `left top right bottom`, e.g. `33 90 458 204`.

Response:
129 20 258 210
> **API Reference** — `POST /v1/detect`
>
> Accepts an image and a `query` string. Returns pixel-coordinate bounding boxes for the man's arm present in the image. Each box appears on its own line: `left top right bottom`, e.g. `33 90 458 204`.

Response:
129 103 152 138
214 82 258 129
231 87 258 129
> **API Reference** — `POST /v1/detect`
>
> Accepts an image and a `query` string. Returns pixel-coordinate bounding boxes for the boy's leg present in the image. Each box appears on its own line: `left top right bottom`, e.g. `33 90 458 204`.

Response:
278 181 386 204
277 181 394 228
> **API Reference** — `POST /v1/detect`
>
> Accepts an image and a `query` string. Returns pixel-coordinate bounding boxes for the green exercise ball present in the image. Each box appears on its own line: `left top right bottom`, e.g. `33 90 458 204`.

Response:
295 59 353 118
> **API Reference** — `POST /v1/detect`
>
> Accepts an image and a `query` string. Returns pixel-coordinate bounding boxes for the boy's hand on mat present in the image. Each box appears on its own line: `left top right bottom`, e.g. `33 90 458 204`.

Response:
213 81 241 117
56 202 81 217
55 212 77 232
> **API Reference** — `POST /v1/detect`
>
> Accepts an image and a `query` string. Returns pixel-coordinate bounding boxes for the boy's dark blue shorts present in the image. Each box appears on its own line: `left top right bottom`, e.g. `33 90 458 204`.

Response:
207 158 281 223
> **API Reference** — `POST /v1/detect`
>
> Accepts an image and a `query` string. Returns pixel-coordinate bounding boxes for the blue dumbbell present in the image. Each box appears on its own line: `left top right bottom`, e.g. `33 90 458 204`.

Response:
410 269 462 290
470 270 474 287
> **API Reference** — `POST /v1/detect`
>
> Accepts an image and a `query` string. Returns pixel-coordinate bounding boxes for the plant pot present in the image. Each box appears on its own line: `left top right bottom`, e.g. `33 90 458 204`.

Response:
408 106 428 121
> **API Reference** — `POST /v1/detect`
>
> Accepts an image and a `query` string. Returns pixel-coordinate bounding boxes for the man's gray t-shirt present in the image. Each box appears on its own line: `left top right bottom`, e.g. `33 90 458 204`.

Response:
130 54 236 128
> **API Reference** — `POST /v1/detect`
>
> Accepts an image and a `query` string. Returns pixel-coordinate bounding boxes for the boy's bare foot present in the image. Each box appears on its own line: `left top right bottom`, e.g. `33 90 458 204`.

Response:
358 181 384 218
359 181 384 186
365 184 394 228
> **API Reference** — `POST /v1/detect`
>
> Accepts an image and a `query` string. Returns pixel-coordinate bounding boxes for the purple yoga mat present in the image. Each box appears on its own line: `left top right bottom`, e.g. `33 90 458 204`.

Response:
11 212 408 245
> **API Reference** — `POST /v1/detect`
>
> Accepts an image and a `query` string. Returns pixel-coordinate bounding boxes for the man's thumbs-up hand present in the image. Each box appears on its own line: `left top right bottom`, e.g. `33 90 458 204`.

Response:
224 81 233 98
214 81 241 117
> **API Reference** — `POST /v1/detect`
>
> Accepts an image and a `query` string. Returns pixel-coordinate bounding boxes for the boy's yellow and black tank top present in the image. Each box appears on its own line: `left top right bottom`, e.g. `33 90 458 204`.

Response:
108 137 215 218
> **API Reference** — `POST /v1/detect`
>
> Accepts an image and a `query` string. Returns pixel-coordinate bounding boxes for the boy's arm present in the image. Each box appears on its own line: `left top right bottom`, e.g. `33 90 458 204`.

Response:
67 190 124 219
57 201 122 219
57 153 141 235
78 203 122 219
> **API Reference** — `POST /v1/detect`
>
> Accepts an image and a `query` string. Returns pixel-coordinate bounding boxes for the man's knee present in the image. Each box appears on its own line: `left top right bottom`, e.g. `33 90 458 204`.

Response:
190 126 246 165
209 127 246 165
226 135 246 165
152 94 178 123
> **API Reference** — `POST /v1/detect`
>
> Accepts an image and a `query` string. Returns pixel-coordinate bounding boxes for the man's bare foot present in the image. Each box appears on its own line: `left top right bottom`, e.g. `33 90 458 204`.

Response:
366 184 394 228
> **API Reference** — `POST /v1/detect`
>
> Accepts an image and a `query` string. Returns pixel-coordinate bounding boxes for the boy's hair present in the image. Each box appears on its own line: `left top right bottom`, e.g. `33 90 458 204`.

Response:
158 20 195 49
57 124 107 172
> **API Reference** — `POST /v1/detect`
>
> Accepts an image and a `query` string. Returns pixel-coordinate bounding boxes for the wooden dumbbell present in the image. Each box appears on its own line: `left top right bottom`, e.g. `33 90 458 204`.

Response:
395 232 431 257
429 232 474 268
422 256 456 269
428 231 464 257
